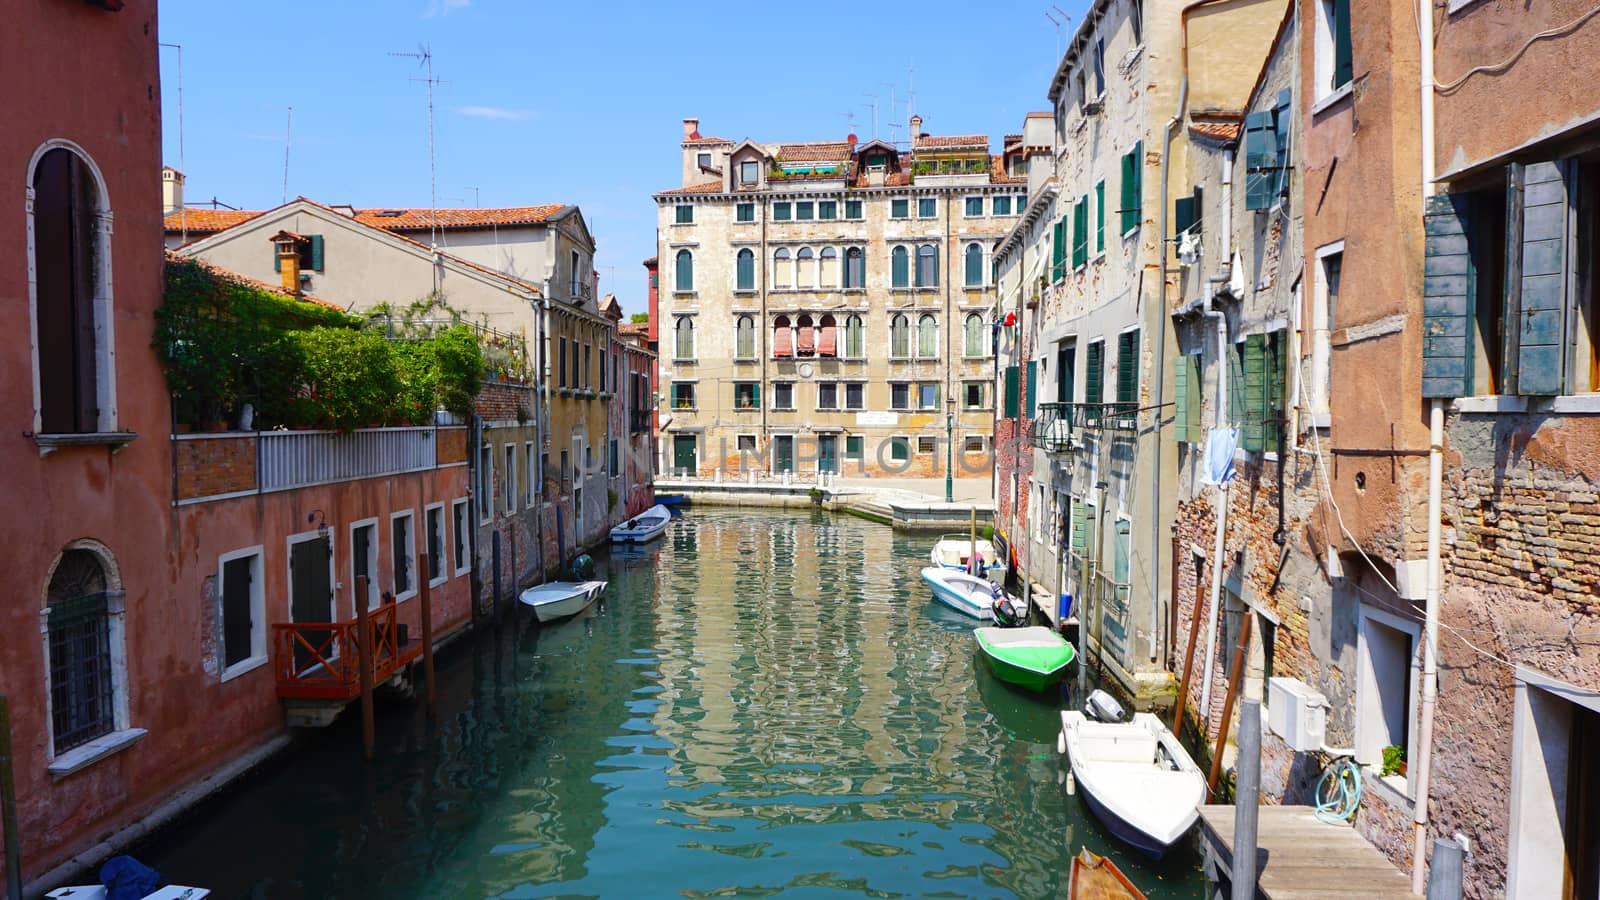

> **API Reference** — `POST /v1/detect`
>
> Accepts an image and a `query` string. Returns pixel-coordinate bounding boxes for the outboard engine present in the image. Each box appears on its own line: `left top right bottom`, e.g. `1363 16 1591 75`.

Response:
1086 689 1126 723
567 553 595 582
992 594 1029 628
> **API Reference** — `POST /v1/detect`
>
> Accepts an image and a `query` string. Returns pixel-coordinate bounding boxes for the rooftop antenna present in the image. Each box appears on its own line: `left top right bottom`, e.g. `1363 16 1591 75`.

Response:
864 94 878 139
465 186 480 208
388 44 446 253
159 41 184 241
1045 11 1064 61
263 105 292 205
907 63 915 128
881 81 900 147
839 110 857 137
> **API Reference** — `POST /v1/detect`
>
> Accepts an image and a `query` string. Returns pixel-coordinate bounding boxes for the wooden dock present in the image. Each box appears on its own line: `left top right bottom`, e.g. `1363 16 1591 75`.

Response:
1196 805 1414 899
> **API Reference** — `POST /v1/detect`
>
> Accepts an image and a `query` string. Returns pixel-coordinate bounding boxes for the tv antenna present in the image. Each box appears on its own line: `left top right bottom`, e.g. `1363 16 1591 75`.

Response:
839 110 857 137
389 44 446 252
864 94 878 139
159 42 185 239
263 105 293 204
1046 7 1073 61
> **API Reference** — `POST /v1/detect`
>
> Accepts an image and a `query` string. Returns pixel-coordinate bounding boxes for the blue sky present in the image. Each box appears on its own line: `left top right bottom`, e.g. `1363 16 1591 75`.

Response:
159 0 1079 315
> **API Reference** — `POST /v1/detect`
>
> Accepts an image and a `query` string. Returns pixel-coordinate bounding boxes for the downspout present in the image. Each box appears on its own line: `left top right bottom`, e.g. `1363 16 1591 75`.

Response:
1198 149 1235 720
1153 67 1188 664
531 290 546 582
1413 0 1442 889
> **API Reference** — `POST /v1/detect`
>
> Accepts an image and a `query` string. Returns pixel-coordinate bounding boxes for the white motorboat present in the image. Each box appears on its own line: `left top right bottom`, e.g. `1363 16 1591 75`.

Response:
518 580 606 623
929 534 1005 576
1057 710 1206 858
918 566 1007 620
48 888 209 899
610 503 672 543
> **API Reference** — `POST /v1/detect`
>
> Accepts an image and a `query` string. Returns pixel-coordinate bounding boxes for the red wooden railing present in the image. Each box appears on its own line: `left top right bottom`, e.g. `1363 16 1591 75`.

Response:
272 603 423 700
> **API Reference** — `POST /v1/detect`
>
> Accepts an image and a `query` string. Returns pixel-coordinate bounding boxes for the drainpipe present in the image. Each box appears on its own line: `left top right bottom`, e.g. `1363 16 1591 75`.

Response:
1413 0 1442 888
1197 150 1235 721
1153 67 1189 665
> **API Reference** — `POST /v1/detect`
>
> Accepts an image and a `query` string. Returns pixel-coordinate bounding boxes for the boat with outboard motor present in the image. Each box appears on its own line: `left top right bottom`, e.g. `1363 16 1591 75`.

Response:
610 503 671 543
919 566 1011 620
974 625 1077 693
929 534 1005 577
1058 694 1206 858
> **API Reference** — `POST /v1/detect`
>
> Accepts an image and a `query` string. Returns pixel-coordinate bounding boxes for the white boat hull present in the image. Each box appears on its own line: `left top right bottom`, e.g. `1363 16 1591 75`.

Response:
610 503 672 543
919 567 999 620
929 536 1005 576
518 580 607 623
1058 710 1206 858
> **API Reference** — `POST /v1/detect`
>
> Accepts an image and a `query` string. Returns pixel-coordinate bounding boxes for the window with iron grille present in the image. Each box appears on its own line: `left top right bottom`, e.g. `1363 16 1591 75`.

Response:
47 549 114 755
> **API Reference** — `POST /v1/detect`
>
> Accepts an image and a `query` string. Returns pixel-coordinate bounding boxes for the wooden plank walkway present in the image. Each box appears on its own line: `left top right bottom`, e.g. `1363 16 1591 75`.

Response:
1196 805 1414 899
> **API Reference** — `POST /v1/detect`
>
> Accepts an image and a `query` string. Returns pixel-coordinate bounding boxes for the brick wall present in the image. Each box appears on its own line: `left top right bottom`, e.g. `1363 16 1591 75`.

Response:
174 435 257 500
475 381 534 422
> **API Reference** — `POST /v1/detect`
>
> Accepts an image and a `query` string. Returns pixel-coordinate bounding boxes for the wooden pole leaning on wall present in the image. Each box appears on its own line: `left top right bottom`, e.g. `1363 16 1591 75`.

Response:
419 554 437 720
2 696 23 900
1172 553 1208 735
1205 612 1253 800
356 575 375 762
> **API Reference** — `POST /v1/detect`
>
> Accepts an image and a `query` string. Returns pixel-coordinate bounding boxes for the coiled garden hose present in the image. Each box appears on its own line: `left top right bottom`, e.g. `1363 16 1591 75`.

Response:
1314 755 1363 825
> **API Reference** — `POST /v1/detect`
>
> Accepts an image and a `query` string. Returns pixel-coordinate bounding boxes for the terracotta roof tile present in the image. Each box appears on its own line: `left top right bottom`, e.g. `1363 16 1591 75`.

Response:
914 133 989 149
619 322 650 337
777 141 851 162
990 155 1028 185
643 256 658 266
657 181 725 196
1188 122 1241 143
163 209 262 235
683 136 732 145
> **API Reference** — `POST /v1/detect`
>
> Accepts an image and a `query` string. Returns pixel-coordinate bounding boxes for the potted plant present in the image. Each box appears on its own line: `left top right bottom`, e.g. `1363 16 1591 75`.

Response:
1381 744 1407 778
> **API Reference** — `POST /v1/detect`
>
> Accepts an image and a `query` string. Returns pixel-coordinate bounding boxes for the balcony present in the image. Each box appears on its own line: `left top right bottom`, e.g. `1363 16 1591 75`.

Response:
273 602 424 701
174 425 465 504
1030 403 1140 451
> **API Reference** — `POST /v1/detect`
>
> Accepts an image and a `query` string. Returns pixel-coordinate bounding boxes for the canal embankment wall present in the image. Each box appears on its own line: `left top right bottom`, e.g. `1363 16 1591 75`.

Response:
654 478 995 533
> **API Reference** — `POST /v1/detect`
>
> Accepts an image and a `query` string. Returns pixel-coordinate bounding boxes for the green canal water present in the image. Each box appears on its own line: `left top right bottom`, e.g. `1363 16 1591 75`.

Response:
142 509 1207 898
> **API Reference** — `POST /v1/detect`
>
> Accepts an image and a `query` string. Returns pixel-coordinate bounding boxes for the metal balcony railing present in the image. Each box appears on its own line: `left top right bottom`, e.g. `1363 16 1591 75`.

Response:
258 427 436 492
1030 402 1140 451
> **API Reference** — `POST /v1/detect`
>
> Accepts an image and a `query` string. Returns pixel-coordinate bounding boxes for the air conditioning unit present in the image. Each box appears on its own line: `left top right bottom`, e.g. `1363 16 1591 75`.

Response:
1266 677 1327 752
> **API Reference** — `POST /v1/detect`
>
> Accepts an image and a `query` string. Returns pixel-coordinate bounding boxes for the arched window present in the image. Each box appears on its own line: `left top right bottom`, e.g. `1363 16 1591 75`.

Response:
736 248 755 291
674 316 696 360
735 314 755 359
964 243 984 287
773 315 794 357
774 248 793 289
845 315 865 358
891 245 909 288
890 314 911 358
819 247 839 289
30 143 113 434
674 249 694 292
796 247 816 289
818 314 838 357
45 546 120 754
917 314 938 358
844 247 865 289
796 314 816 356
916 244 939 287
964 312 986 357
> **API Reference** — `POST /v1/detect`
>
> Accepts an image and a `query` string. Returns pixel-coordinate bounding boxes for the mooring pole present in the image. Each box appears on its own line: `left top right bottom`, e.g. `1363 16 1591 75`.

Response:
491 530 503 627
1 696 23 900
355 575 375 762
1206 613 1253 798
1426 837 1465 900
419 555 437 719
1172 558 1208 735
1232 698 1261 900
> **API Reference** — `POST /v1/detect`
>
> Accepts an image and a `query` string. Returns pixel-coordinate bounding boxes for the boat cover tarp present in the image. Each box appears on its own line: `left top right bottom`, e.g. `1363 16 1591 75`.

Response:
100 856 161 900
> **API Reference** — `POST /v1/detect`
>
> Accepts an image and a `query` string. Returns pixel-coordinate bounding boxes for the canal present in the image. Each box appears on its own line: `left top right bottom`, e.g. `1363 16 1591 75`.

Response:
141 509 1206 898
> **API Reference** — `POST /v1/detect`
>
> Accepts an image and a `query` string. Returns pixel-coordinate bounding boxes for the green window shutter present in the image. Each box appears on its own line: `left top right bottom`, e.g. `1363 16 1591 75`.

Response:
752 382 760 405
1332 0 1353 89
1095 180 1106 252
1114 518 1131 585
1511 161 1570 396
892 247 909 287
1227 342 1245 428
1004 365 1020 418
1115 331 1137 406
1266 332 1287 454
1052 220 1065 280
1422 192 1474 398
1126 141 1143 233
1243 334 1266 451
309 234 324 271
1073 197 1089 268
1187 353 1202 438
1120 151 1135 234
1085 341 1104 406
1071 498 1088 554
1244 111 1281 211
1026 361 1038 418
1174 195 1197 237
891 438 908 461
273 248 281 273
1173 354 1191 443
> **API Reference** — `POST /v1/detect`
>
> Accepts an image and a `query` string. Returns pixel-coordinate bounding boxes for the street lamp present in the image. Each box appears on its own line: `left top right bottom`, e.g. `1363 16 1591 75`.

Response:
945 395 956 503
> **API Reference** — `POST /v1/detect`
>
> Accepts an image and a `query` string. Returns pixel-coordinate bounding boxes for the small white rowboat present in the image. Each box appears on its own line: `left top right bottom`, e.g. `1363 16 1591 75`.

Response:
518 580 607 623
1058 710 1206 858
610 503 672 543
919 566 1008 620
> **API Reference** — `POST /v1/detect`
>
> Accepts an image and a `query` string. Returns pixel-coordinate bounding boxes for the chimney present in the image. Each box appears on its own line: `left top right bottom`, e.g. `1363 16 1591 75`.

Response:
161 166 185 215
274 233 301 297
682 118 700 141
910 115 923 140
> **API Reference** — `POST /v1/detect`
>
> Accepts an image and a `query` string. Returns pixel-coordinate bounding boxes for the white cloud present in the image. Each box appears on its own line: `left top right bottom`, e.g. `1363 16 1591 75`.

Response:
422 0 469 18
456 105 534 121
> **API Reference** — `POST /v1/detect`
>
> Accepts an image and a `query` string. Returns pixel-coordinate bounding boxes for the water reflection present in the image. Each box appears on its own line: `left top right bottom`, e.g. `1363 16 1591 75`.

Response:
140 509 1203 899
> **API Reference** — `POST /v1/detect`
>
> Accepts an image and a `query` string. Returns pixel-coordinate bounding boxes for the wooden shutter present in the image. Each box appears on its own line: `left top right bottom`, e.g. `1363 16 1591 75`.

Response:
1245 111 1280 211
1174 353 1199 443
1421 192 1475 398
1004 365 1019 418
1267 332 1287 454
1116 330 1139 408
1120 150 1136 233
892 246 908 287
1124 141 1143 233
309 234 325 271
1227 341 1245 427
1332 0 1353 88
1174 195 1197 238
1071 498 1088 554
1086 341 1105 406
1510 161 1570 396
1052 220 1066 280
1095 180 1106 252
1026 361 1038 418
1243 334 1266 450
1073 196 1089 268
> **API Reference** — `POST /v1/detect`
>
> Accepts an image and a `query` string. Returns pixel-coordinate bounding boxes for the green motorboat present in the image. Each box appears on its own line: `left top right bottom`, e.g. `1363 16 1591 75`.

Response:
974 626 1077 693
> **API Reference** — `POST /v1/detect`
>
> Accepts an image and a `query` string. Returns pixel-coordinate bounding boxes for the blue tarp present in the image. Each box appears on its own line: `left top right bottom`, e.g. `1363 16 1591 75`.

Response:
100 855 161 900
